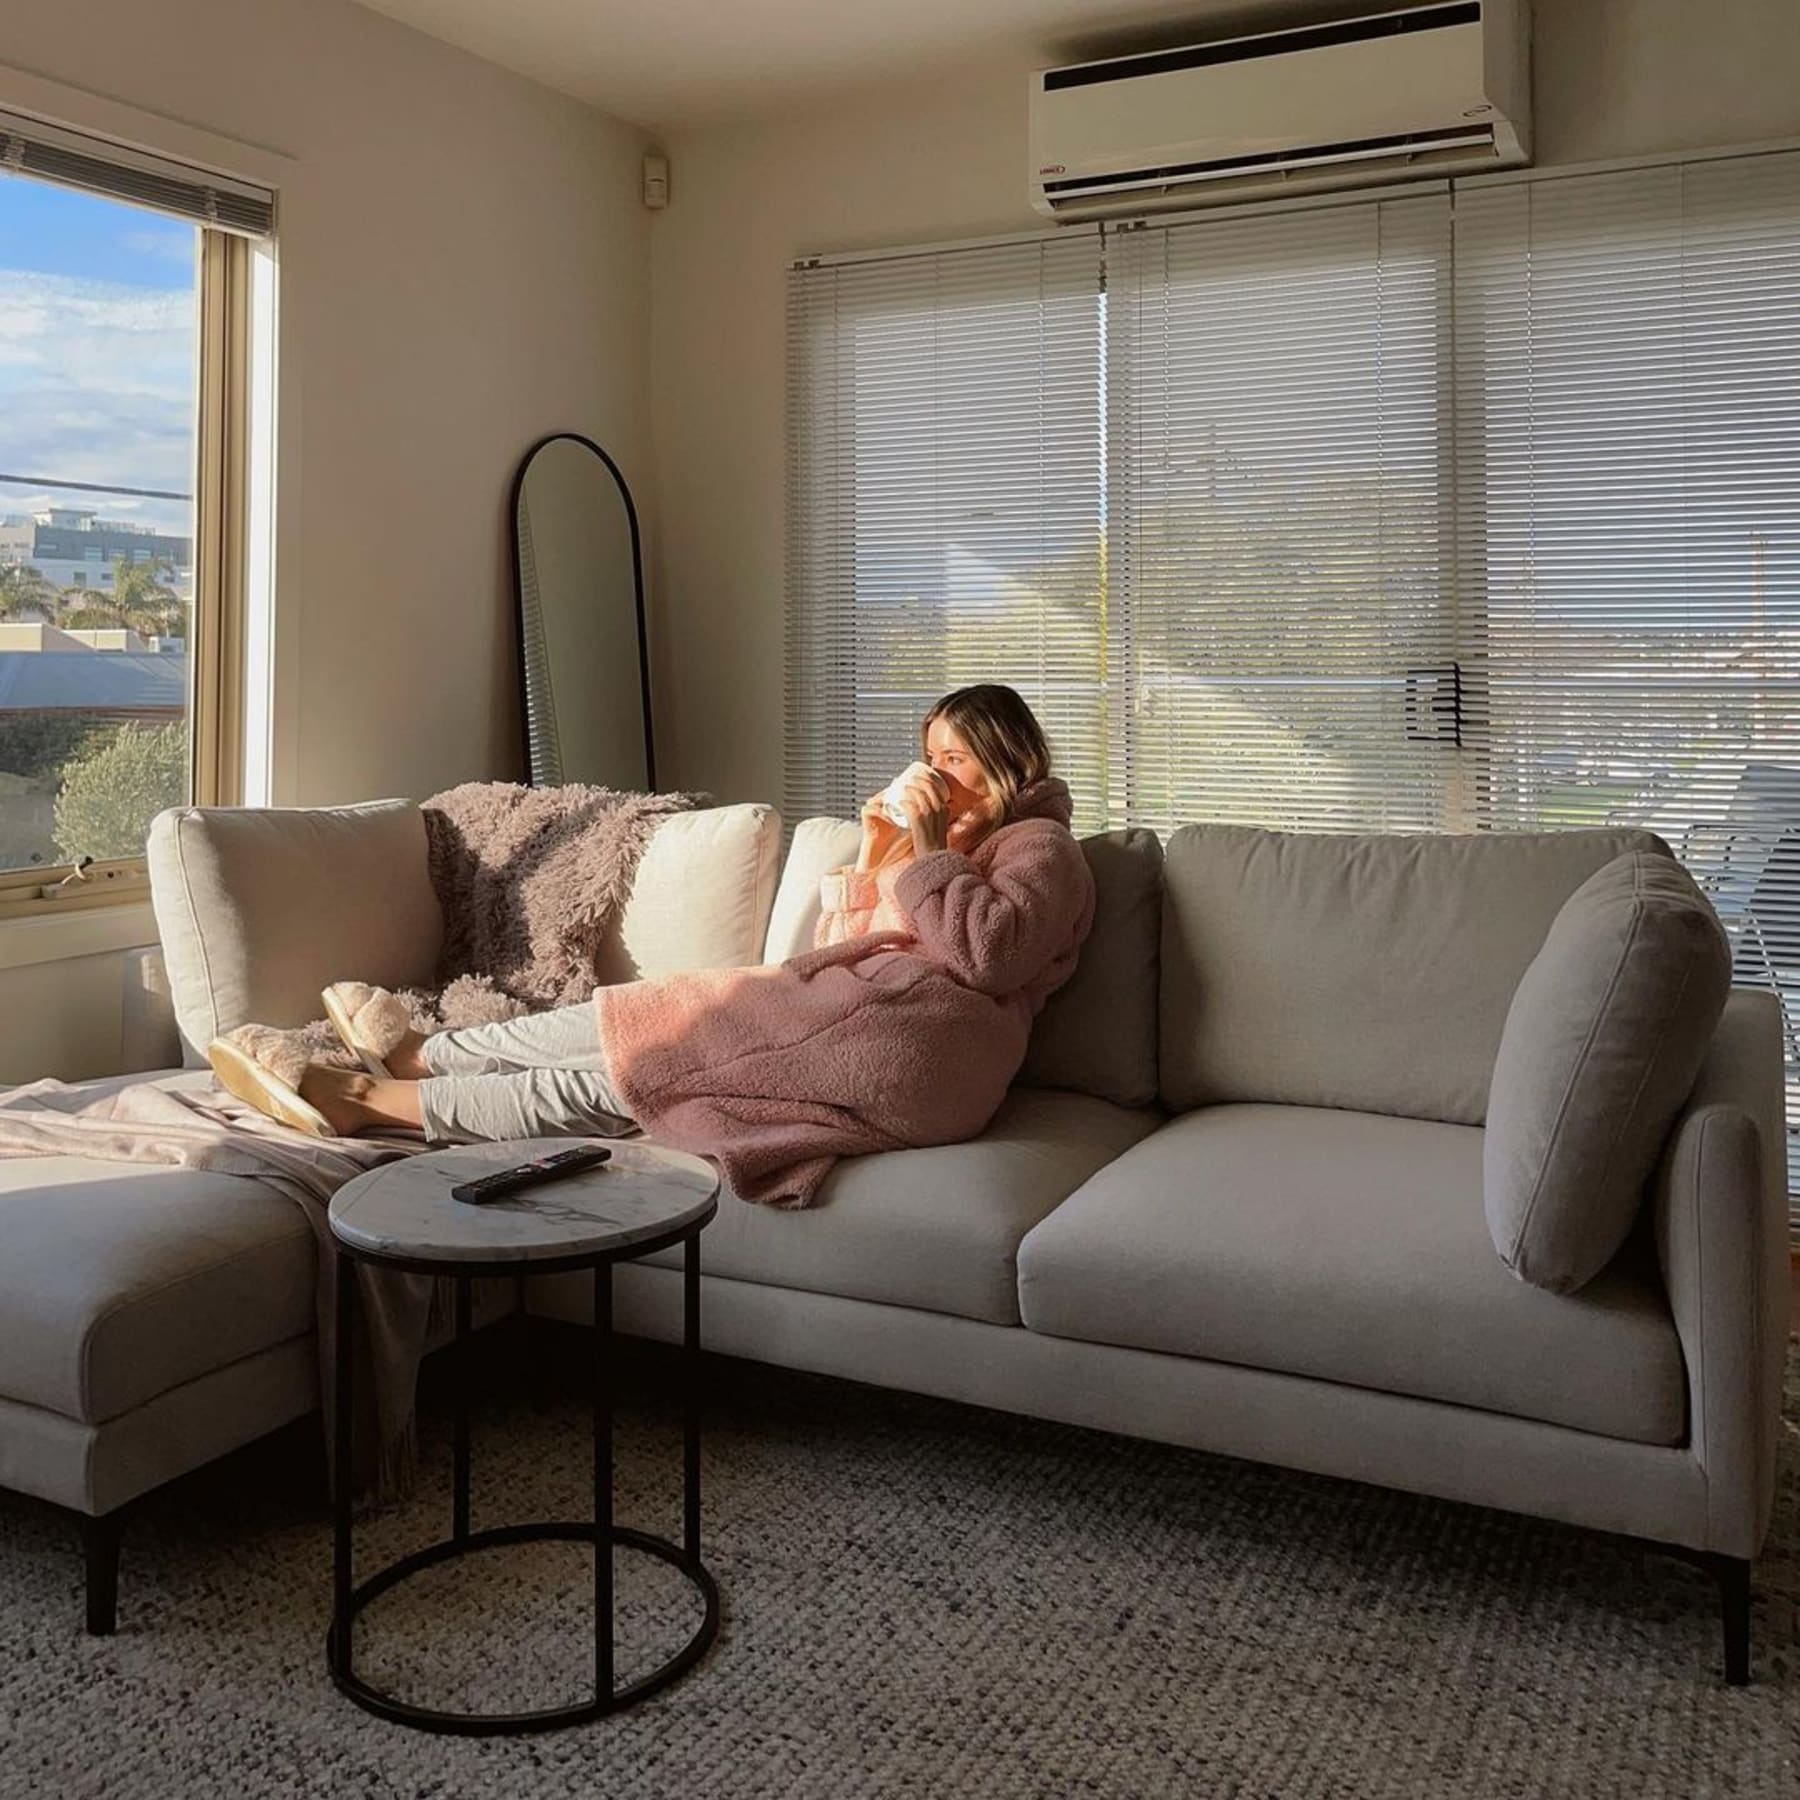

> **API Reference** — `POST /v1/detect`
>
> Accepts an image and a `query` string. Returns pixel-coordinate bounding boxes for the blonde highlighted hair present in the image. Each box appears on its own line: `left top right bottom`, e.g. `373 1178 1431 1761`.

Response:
920 683 1052 836
870 684 1054 872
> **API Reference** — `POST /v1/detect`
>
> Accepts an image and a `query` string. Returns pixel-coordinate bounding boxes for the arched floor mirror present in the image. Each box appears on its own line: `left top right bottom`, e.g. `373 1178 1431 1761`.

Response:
511 433 656 789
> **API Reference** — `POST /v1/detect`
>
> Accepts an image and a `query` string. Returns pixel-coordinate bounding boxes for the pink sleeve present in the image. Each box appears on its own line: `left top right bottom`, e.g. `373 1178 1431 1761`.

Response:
812 865 881 950
890 826 1094 997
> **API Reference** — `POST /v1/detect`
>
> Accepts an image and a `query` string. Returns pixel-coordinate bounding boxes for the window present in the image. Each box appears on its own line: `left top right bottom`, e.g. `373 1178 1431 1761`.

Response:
1106 193 1454 836
788 195 1464 840
787 145 1800 1224
785 233 1106 826
0 110 272 915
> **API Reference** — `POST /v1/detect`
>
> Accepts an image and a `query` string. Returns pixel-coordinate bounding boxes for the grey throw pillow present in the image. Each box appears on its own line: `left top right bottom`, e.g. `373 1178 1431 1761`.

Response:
1484 850 1732 1294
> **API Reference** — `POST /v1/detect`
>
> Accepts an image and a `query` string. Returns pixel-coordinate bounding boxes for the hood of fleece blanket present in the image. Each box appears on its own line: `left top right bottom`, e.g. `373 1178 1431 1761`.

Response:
945 775 1074 851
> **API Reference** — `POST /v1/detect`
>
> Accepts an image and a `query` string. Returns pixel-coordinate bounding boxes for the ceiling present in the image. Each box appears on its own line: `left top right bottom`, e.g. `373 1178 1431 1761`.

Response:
352 0 1328 132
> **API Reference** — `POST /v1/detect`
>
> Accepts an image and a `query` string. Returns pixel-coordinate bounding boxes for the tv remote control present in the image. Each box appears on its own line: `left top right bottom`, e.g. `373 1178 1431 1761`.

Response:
451 1145 612 1204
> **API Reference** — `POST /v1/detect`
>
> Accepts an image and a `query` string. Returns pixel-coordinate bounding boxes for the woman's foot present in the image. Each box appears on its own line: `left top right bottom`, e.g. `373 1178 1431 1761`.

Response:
298 1065 426 1136
208 1026 332 1136
378 1028 432 1082
321 982 431 1079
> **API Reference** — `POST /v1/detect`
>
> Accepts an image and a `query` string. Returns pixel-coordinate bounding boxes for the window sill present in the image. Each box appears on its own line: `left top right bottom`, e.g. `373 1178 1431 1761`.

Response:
0 900 160 972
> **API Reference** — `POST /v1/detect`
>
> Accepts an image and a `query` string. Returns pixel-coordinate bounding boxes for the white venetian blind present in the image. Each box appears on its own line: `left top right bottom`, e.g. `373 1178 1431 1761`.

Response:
784 232 1106 830
0 107 273 238
1103 190 1461 836
1454 149 1800 1219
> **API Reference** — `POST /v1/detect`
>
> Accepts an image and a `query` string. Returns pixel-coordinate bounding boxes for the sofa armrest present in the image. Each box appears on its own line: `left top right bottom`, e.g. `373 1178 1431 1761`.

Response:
1651 987 1790 1557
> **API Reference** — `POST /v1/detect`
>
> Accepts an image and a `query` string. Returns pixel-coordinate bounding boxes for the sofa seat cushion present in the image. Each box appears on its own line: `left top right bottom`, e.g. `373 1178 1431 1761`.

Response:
1017 1103 1686 1445
0 1154 314 1424
644 1087 1162 1324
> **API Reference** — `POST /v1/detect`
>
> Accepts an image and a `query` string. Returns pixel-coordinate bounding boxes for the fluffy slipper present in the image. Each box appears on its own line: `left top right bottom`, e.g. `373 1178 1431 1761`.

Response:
207 1024 332 1137
321 981 412 1078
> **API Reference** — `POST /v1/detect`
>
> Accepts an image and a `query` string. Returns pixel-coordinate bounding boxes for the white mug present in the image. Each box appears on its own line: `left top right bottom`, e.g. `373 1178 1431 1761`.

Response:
882 762 943 827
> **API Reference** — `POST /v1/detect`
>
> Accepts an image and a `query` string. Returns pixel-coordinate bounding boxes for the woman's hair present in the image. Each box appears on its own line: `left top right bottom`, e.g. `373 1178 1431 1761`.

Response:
920 683 1051 833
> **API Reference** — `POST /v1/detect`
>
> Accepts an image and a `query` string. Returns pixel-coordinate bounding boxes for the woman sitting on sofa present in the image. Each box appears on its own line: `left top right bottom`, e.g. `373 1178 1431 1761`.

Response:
209 682 1096 1209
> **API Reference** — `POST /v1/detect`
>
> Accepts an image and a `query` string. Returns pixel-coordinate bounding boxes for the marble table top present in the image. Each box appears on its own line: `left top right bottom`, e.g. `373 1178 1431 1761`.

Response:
329 1138 719 1265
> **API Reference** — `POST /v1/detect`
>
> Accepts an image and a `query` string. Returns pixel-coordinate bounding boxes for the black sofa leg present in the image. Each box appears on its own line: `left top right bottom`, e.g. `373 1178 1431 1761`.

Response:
1709 1554 1751 1686
82 1512 122 1636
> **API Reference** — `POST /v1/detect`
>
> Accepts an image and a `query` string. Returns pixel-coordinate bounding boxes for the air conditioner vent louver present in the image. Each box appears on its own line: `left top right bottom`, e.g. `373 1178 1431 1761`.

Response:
1041 125 1498 202
1031 0 1528 219
1043 1 1482 90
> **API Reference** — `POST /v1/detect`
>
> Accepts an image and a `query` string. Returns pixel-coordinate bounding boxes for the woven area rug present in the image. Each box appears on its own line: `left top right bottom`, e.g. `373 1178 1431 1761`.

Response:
3 1331 1798 1799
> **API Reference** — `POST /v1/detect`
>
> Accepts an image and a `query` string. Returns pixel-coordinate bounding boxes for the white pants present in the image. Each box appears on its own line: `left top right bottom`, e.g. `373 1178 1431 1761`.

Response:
416 1002 641 1146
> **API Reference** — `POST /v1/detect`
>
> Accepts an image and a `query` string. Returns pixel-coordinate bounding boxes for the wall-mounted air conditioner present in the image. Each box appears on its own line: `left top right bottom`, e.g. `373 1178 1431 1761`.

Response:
1030 0 1530 219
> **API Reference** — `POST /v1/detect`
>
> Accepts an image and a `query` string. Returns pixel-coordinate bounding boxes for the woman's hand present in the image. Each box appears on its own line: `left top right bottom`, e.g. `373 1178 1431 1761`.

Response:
900 766 952 855
855 791 904 872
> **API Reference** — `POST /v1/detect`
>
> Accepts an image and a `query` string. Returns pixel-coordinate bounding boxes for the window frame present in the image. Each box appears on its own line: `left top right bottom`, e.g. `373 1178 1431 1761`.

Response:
0 223 253 919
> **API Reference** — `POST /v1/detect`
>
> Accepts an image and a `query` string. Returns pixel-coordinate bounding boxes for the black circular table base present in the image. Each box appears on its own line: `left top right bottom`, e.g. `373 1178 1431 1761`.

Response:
328 1177 719 1737
327 1521 720 1736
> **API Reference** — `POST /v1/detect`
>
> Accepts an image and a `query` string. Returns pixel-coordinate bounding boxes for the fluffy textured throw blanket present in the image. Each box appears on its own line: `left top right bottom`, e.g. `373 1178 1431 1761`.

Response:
301 781 713 1060
0 781 709 1501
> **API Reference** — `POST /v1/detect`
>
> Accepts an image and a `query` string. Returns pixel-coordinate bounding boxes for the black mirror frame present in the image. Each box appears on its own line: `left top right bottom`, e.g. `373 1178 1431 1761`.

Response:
509 431 657 790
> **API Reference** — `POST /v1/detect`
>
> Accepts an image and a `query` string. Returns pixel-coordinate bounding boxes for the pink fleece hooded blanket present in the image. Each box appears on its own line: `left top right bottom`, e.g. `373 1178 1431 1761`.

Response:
593 777 1096 1208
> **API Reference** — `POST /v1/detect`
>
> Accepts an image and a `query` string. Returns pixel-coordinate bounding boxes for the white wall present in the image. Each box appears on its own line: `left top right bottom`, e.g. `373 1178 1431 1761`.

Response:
0 0 650 1079
646 0 1800 809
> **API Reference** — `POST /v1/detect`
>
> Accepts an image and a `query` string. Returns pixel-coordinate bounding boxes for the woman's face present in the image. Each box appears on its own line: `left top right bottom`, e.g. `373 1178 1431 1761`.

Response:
924 718 990 811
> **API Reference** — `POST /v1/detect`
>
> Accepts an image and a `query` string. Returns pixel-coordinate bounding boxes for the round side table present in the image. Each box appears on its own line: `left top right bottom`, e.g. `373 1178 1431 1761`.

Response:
325 1137 720 1735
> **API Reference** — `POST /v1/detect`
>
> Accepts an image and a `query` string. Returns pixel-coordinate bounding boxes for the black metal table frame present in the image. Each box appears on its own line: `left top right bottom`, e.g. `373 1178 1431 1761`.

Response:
326 1202 720 1734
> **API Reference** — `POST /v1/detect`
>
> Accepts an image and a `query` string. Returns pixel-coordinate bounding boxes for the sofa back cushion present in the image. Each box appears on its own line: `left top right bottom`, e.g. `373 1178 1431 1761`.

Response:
1018 828 1163 1108
1159 823 1673 1125
599 803 782 983
764 818 1162 1108
151 798 781 1059
149 798 443 1060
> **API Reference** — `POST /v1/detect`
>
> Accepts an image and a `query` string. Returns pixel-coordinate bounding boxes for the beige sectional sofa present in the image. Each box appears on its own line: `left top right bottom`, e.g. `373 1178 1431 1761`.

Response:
0 799 1786 1686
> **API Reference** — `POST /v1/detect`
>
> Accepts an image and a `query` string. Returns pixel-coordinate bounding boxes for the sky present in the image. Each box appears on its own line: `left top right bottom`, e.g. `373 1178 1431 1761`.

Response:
0 170 198 540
